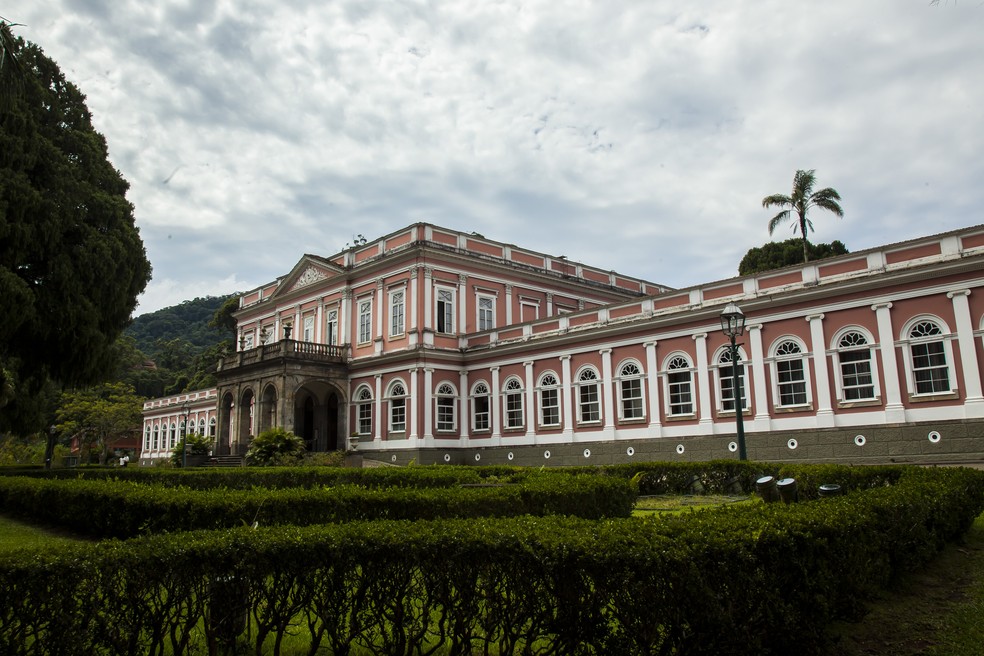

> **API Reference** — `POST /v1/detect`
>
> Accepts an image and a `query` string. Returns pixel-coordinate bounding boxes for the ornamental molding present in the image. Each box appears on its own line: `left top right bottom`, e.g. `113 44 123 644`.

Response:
290 266 329 291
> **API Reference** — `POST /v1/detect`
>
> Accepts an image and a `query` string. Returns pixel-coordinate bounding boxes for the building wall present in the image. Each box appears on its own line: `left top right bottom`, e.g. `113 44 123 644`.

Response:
143 223 984 466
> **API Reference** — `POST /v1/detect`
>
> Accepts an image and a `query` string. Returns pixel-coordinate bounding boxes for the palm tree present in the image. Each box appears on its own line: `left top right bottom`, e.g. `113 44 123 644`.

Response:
762 169 844 264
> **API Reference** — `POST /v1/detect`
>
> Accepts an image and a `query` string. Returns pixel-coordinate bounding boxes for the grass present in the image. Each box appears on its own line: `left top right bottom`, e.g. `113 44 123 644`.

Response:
826 512 984 655
0 513 89 551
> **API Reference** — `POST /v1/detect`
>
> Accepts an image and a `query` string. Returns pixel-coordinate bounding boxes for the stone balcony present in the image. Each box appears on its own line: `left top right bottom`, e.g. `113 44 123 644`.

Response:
218 340 349 372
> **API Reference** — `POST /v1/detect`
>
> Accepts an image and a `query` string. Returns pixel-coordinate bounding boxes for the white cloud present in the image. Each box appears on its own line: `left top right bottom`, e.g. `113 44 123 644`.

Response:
11 0 984 313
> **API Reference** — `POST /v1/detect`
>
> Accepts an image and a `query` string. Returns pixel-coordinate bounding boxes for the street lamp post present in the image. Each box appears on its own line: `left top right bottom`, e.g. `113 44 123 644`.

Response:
720 302 748 461
181 400 191 468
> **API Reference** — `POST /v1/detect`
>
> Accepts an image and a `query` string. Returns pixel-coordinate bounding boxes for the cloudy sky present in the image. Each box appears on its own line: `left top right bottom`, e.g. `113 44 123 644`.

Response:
9 1 983 315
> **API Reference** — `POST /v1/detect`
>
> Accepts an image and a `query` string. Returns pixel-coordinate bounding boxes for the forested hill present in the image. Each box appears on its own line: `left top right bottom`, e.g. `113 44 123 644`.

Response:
127 295 235 356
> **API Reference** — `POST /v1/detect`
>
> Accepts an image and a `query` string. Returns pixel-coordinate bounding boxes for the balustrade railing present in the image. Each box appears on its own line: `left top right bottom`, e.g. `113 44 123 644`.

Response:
220 340 349 370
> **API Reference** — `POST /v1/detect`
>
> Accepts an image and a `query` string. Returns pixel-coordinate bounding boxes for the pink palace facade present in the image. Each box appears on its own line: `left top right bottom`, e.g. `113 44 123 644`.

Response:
141 222 984 467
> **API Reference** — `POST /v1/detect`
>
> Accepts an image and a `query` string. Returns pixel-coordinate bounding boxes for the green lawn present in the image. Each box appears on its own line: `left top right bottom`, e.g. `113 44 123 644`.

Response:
0 513 88 551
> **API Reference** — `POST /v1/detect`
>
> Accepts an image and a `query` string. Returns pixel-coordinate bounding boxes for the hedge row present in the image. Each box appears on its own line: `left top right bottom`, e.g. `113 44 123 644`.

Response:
1 466 981 655
0 460 904 497
0 474 636 539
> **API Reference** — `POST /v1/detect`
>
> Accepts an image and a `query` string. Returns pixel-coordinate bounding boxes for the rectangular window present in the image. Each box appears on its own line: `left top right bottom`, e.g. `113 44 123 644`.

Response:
303 316 314 342
390 290 405 336
358 299 372 344
390 399 406 433
505 392 523 429
243 333 254 350
620 378 644 419
520 301 539 323
719 364 747 411
578 385 600 423
437 398 455 431
325 310 338 346
840 351 874 400
358 403 372 436
668 372 694 415
436 289 455 334
478 295 495 331
473 395 490 431
912 342 950 394
540 388 559 426
777 360 808 406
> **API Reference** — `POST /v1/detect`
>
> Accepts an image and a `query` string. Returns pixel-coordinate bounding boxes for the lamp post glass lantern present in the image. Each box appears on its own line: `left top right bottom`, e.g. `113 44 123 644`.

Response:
720 303 748 461
181 401 191 468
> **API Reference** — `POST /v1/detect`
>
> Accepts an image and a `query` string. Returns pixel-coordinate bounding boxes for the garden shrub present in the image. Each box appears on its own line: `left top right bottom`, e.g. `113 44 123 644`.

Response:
0 465 981 655
245 428 306 466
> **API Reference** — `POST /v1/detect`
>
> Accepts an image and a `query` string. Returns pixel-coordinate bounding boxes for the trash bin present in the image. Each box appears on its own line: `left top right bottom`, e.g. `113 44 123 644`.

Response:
756 476 780 503
818 484 843 498
777 478 798 503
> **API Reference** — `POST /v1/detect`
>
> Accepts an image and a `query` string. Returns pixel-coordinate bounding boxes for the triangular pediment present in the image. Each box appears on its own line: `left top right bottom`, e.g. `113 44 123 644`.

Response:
271 255 344 298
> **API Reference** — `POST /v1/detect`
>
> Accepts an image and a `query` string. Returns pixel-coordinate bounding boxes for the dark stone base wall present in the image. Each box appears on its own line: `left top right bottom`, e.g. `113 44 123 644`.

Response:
361 419 984 468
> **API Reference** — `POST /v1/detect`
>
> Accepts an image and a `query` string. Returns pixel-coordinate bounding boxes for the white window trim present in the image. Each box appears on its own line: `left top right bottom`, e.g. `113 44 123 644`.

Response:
435 286 456 335
477 293 497 332
536 372 562 428
435 382 458 433
357 297 373 345
470 382 491 433
502 376 525 430
302 314 315 342
324 307 339 346
899 316 958 398
712 347 750 413
829 327 881 404
574 366 602 425
354 385 374 436
388 287 406 338
616 360 647 421
519 299 540 322
386 380 408 433
768 336 814 409
662 352 697 418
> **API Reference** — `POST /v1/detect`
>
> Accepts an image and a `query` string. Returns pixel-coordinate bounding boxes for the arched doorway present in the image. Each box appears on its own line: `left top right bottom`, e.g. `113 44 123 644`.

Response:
259 384 278 434
238 388 256 453
218 392 234 455
292 382 344 452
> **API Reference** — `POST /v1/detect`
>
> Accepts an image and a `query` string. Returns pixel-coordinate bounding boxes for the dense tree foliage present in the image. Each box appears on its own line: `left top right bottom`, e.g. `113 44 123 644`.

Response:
762 169 844 264
739 239 849 276
0 30 151 434
126 295 234 355
121 295 236 397
54 382 143 465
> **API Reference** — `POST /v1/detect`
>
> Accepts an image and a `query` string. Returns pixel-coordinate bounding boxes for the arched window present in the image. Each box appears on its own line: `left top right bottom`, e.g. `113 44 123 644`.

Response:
153 424 160 450
716 348 747 412
835 330 876 401
909 320 950 395
168 423 176 448
774 340 808 407
387 382 407 433
617 361 645 420
356 386 373 436
538 372 561 427
209 417 217 438
471 382 491 432
198 418 206 435
576 368 601 423
144 425 151 451
503 378 524 430
666 356 694 416
435 383 457 432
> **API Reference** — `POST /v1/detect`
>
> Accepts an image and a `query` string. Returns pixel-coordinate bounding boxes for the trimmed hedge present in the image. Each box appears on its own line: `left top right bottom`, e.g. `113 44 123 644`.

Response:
0 473 636 539
0 466 981 655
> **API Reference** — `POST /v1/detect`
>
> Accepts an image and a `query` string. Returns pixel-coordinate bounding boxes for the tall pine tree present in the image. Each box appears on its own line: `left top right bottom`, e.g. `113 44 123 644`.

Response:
0 29 151 434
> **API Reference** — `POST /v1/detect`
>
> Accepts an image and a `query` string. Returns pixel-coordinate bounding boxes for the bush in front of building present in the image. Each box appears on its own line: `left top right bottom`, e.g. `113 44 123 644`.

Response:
244 427 306 466
0 465 981 655
169 433 212 467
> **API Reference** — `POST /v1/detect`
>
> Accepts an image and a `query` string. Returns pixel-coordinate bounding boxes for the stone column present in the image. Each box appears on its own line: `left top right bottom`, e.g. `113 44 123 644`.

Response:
948 290 984 416
693 333 712 431
872 302 906 422
459 369 470 440
600 348 615 439
524 361 536 439
560 355 574 440
806 313 834 427
490 366 501 443
747 324 771 429
644 341 662 437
